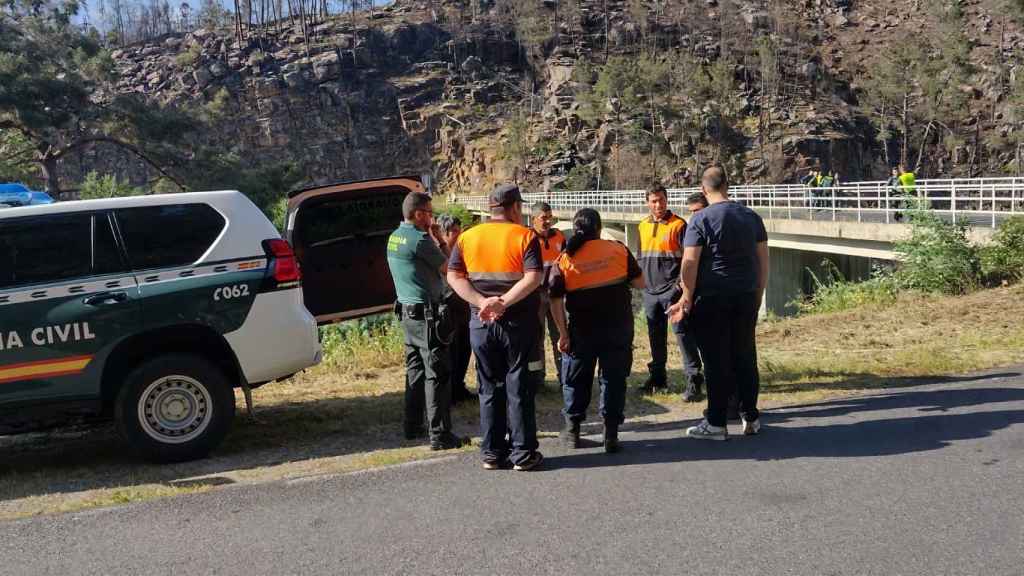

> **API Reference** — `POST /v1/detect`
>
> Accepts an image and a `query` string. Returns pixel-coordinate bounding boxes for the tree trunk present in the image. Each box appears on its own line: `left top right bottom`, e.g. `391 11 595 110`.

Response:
901 93 910 168
40 155 60 197
913 121 933 174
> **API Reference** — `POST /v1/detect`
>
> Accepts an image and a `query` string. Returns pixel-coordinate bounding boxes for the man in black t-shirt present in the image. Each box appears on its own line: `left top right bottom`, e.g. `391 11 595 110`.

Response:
669 167 769 440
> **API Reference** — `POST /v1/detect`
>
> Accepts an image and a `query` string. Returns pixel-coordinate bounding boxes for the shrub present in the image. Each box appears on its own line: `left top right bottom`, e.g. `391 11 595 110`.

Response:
79 171 143 199
435 202 476 230
981 216 1024 285
175 43 202 68
894 204 981 294
796 260 901 315
320 315 403 368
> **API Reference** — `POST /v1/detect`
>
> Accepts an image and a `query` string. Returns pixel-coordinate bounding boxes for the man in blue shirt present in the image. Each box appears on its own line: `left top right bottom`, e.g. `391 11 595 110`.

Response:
669 166 769 440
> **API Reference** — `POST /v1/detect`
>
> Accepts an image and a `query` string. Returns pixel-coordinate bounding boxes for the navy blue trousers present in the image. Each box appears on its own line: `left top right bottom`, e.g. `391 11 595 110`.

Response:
561 320 634 426
470 311 540 466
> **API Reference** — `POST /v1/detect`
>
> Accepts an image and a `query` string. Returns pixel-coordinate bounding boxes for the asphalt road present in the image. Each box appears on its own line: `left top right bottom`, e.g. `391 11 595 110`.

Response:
3 371 1023 576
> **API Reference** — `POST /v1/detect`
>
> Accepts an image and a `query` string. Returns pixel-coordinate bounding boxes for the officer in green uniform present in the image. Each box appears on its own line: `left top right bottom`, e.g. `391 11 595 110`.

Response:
387 192 467 450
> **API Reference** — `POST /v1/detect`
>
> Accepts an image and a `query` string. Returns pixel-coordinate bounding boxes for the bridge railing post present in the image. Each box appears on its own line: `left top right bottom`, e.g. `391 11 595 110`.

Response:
832 187 837 221
951 183 957 225
992 184 997 228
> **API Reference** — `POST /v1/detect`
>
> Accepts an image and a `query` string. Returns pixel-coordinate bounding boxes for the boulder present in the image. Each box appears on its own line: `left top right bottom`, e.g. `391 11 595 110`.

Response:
283 70 305 88
547 64 575 95
193 66 213 87
209 60 228 78
461 56 484 75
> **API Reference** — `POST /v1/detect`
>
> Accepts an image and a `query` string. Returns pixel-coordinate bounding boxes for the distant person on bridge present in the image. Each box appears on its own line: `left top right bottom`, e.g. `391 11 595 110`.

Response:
548 208 645 453
447 184 545 471
387 193 468 451
437 214 476 405
669 166 769 440
531 201 566 388
639 184 704 401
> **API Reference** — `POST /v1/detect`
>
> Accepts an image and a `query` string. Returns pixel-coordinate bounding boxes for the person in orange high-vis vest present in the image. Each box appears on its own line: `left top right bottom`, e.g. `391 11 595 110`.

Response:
548 208 645 453
531 201 566 387
447 184 546 472
638 184 704 401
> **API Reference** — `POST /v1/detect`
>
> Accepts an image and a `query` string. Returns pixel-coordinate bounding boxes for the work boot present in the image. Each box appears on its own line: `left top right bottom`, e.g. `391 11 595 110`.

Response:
641 374 667 394
430 432 470 451
682 373 705 402
603 421 620 453
560 420 581 449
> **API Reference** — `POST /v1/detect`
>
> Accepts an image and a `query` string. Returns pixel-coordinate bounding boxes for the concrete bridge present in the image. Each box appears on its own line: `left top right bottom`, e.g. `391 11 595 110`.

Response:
460 177 1023 315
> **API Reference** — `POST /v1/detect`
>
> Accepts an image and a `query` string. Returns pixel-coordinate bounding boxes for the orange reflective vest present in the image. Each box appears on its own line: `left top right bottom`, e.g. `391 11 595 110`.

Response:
556 239 630 293
537 228 565 267
638 213 685 261
453 221 537 295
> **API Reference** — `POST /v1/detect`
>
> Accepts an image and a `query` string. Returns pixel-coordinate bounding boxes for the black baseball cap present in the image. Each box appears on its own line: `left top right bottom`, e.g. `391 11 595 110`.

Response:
489 183 524 208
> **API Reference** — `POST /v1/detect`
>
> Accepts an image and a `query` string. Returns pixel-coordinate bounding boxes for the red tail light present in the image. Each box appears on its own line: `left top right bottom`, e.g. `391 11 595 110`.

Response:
263 239 301 284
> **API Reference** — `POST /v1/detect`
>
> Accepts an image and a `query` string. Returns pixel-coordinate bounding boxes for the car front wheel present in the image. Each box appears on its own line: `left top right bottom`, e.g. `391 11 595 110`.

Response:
116 354 235 463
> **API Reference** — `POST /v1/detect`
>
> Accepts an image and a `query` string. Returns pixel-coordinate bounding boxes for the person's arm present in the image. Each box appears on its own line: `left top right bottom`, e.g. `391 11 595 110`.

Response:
419 234 448 277
501 235 545 307
626 248 645 289
550 296 570 353
547 259 570 352
500 270 543 307
755 241 769 308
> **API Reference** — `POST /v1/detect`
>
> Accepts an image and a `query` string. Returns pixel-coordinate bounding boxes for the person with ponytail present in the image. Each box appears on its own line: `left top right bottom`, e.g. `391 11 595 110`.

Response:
547 208 645 453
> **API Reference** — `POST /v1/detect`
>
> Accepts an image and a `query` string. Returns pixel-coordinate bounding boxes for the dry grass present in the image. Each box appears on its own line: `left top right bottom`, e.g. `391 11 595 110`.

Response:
2 284 1023 521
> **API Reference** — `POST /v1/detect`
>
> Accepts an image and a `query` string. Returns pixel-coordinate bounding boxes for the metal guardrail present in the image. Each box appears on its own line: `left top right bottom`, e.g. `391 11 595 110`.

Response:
458 178 1024 229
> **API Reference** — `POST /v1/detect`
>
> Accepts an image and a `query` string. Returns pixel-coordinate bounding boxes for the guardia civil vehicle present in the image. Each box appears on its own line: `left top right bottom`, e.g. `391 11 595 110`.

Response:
0 191 322 462
0 176 427 462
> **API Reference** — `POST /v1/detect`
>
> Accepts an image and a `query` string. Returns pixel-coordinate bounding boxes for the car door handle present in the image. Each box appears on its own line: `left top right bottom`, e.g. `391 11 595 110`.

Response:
83 291 128 306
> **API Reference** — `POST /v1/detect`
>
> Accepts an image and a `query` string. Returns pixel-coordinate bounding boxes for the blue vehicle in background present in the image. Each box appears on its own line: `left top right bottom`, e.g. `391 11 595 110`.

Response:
0 183 55 207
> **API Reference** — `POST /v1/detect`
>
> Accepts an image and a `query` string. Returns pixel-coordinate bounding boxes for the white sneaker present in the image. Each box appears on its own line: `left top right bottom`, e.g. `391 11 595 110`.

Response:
742 417 761 436
685 419 728 441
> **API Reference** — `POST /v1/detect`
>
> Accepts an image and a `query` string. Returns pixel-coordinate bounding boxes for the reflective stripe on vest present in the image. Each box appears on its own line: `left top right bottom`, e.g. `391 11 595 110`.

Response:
638 214 685 260
557 240 630 292
456 221 535 291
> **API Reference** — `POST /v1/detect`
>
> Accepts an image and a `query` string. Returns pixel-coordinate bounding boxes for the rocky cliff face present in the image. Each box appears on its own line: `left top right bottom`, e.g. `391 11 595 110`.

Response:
98 0 1023 196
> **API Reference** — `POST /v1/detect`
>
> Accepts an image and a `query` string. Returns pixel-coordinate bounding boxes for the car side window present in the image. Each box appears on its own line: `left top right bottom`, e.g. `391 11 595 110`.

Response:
0 213 93 289
93 214 126 276
116 204 226 270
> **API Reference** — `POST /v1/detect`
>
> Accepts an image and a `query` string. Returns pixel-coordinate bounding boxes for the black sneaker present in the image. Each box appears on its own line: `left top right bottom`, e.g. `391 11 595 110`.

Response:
430 433 469 451
603 423 620 453
513 451 544 471
560 421 581 449
482 458 511 470
641 374 667 394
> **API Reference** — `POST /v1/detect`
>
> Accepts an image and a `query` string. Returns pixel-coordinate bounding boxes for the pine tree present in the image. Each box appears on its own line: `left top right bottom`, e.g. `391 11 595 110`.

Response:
0 0 196 195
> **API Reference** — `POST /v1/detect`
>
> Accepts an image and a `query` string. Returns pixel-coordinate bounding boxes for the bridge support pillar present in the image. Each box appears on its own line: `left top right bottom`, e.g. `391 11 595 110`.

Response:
625 223 640 255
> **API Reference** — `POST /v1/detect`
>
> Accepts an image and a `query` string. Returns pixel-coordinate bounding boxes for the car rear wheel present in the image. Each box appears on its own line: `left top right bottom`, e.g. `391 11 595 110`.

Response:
116 354 235 463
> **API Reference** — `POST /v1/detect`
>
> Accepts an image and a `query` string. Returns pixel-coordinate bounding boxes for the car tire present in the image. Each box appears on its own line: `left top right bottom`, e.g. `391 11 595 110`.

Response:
115 354 236 463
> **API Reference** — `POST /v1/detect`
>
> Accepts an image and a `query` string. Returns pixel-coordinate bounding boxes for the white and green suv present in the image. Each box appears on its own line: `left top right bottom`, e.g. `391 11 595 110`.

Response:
0 191 322 462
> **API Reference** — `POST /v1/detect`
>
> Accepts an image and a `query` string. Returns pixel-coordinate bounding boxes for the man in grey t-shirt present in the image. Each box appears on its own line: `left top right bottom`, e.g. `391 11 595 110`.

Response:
670 166 769 440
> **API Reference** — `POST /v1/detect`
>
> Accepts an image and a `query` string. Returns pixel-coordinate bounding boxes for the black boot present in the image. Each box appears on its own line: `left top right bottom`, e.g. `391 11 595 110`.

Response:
641 373 667 394
560 420 581 449
603 421 620 453
682 373 705 402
